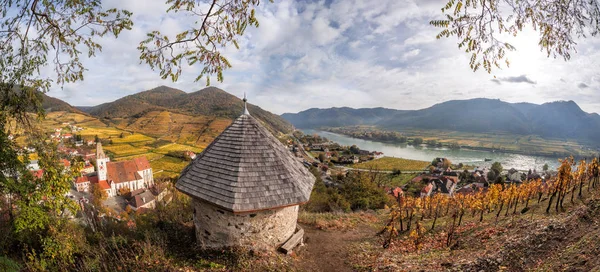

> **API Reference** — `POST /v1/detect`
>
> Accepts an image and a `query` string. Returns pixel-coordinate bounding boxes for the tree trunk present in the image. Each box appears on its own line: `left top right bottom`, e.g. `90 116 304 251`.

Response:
496 200 504 221
546 191 556 213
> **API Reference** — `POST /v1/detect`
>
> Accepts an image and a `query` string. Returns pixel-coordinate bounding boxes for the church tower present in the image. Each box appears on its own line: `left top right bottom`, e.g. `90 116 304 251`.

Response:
96 142 110 181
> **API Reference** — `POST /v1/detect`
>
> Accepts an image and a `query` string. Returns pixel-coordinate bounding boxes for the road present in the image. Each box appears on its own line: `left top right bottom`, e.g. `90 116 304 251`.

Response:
336 166 425 174
290 134 319 163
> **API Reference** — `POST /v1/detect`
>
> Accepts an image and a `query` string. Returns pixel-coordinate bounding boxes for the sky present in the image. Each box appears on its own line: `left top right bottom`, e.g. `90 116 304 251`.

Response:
45 0 600 115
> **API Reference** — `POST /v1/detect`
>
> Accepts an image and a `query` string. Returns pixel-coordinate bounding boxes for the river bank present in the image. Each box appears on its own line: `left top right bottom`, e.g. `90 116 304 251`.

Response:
302 129 568 171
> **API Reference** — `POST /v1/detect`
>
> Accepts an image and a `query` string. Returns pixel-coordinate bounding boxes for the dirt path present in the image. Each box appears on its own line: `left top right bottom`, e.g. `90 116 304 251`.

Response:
294 223 379 272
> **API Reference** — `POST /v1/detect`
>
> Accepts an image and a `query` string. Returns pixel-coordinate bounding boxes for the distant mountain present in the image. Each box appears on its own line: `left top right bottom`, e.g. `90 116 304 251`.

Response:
281 107 400 128
0 84 85 114
41 93 87 114
86 86 292 134
282 98 600 144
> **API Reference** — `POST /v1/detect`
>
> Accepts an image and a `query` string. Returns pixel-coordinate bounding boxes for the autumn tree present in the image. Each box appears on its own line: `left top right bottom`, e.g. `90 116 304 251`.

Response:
491 162 503 174
431 0 600 73
90 183 108 209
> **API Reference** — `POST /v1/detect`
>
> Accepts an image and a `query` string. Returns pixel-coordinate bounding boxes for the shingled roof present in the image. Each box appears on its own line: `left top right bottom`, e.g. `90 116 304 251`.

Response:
176 103 315 213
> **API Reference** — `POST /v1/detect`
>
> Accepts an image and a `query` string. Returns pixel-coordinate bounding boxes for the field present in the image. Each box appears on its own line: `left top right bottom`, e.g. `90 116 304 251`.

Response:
109 110 231 149
26 111 232 178
351 157 430 171
153 143 204 155
150 156 191 178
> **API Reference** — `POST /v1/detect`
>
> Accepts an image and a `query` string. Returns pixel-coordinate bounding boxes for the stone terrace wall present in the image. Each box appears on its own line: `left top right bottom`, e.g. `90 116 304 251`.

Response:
193 199 298 249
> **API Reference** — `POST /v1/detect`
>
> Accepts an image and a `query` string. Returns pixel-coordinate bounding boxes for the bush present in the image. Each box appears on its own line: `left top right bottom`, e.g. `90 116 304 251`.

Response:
0 256 21 272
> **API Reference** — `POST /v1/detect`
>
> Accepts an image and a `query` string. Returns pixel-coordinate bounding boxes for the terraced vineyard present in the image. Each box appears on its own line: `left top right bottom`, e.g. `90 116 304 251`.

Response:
33 111 231 178
107 110 231 149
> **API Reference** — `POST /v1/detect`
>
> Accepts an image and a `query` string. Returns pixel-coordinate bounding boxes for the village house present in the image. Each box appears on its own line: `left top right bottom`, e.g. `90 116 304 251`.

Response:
456 182 488 195
128 189 156 211
417 175 457 197
95 143 154 198
309 143 330 151
75 175 98 193
371 151 384 159
184 150 197 160
80 162 95 175
176 98 315 251
27 160 40 171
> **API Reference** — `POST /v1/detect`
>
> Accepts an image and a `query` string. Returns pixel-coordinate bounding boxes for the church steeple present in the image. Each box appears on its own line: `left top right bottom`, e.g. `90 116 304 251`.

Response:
96 142 107 160
96 142 110 181
242 92 250 116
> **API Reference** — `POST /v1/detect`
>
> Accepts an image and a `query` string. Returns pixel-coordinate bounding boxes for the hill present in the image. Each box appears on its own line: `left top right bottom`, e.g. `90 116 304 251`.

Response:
0 84 86 115
41 92 87 115
282 98 600 144
86 86 292 134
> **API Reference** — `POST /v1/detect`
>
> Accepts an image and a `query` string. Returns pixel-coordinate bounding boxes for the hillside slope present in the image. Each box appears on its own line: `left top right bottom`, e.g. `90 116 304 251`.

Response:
86 86 293 134
283 98 600 144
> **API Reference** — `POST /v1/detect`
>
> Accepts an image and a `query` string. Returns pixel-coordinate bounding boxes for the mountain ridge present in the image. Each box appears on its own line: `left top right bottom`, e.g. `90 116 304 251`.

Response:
81 86 293 134
282 98 600 144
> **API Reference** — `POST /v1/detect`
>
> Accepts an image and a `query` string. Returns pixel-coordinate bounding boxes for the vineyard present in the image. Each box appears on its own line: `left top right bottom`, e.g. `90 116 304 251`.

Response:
351 157 430 171
381 157 600 252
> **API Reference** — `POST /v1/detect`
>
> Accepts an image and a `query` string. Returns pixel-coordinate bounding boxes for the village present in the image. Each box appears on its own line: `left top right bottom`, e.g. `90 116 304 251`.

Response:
24 123 172 221
288 131 555 200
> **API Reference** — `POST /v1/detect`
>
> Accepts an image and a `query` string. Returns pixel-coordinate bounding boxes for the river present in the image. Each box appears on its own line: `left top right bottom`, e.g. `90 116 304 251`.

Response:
302 129 563 171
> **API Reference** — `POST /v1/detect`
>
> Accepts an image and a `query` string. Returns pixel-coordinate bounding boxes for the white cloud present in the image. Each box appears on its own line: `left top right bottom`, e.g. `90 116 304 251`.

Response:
44 0 600 115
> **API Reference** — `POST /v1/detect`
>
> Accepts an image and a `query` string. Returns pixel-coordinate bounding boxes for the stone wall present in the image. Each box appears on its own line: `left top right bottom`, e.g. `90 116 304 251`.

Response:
192 200 298 249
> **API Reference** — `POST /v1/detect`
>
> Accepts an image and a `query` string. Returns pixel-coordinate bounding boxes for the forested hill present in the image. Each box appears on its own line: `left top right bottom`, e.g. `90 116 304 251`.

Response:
41 93 88 115
282 98 600 144
82 86 293 134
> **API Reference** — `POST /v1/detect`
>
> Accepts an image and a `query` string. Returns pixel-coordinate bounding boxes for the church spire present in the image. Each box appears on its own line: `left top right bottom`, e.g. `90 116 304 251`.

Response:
96 142 106 160
242 92 250 115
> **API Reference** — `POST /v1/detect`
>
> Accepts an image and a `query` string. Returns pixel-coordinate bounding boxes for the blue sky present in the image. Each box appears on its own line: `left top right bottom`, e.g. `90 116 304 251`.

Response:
45 0 600 115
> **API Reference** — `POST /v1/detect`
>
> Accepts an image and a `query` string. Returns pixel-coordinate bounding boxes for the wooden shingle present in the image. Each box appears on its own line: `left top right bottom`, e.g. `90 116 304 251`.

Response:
176 112 315 213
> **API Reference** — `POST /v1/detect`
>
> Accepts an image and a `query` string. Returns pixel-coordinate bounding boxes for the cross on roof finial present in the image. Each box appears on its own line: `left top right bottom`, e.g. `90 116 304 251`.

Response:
243 92 250 115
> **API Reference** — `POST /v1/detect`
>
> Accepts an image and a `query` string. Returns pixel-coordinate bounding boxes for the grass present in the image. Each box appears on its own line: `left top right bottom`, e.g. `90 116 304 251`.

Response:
298 210 382 231
113 152 164 162
153 143 203 154
351 157 430 171
150 155 190 173
103 144 151 157
386 173 419 187
112 133 155 144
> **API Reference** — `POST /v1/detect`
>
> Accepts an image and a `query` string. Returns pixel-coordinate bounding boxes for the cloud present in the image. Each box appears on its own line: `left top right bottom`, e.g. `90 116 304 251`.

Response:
41 0 599 115
578 82 589 88
494 75 537 84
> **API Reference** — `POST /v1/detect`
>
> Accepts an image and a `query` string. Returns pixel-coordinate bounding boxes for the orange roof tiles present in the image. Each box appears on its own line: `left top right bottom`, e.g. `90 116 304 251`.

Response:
98 180 111 190
61 159 71 168
75 176 89 184
30 169 43 179
105 156 150 183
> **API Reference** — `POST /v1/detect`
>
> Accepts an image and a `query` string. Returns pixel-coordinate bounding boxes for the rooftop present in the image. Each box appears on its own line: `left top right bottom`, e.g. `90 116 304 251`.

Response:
176 104 315 213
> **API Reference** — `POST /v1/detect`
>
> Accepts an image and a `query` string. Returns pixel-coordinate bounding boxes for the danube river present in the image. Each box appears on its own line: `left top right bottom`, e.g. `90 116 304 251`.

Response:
302 129 563 171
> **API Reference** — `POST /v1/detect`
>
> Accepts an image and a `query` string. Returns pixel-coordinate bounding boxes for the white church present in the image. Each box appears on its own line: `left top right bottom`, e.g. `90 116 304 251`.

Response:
76 143 154 197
